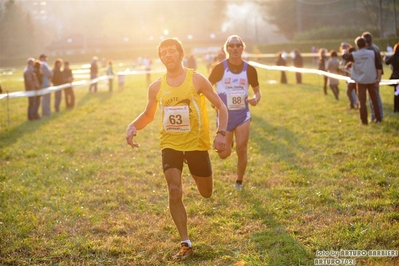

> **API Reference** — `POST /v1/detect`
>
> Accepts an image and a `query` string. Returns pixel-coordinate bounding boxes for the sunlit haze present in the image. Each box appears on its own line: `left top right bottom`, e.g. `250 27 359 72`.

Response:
1 0 286 63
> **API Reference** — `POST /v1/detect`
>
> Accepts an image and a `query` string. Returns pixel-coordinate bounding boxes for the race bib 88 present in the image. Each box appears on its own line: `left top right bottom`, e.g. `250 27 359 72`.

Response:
227 91 246 110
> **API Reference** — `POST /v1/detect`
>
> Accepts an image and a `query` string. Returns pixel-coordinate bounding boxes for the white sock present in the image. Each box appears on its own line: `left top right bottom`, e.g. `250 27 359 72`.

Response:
181 240 192 247
395 85 399 96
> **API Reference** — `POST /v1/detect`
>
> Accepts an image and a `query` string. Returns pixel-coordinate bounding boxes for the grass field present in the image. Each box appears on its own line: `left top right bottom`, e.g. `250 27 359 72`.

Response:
1 60 399 265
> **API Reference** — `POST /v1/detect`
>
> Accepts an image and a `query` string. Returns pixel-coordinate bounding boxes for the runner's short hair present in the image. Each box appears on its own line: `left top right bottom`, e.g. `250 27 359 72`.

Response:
158 38 184 58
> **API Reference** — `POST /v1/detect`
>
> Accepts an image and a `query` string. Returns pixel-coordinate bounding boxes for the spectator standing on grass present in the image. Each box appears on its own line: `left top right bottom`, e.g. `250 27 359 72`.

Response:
125 38 228 262
362 32 384 122
24 58 40 121
387 44 393 53
326 50 340 100
384 42 399 112
318 48 328 95
143 56 152 85
340 42 358 109
342 36 382 125
293 49 303 84
33 60 42 119
107 60 114 92
52 58 64 113
312 46 318 65
186 54 197 70
208 52 225 74
208 35 261 190
276 51 287 84
40 54 53 117
62 61 75 109
89 56 98 93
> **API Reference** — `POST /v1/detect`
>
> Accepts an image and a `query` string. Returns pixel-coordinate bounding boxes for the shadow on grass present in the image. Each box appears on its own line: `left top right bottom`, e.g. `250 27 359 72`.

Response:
239 190 314 266
0 111 67 150
76 90 114 107
251 113 307 166
0 89 115 151
243 114 315 265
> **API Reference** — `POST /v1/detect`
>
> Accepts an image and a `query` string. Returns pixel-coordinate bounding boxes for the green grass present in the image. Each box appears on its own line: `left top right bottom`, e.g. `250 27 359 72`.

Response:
1 61 399 265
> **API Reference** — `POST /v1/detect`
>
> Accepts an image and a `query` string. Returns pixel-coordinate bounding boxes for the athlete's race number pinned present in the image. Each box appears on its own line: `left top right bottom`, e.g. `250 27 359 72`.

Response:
227 91 246 110
163 106 190 132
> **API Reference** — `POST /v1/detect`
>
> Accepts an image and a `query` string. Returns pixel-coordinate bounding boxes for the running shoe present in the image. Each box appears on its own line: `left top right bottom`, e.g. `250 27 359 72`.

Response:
172 242 193 261
235 183 243 190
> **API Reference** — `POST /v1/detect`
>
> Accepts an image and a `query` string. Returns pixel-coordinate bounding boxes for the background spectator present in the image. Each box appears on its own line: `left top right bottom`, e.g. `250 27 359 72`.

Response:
340 42 358 109
293 49 303 84
40 54 53 117
326 50 340 100
143 56 152 85
89 56 98 93
276 51 287 84
32 60 42 118
342 36 382 125
318 48 328 95
186 54 197 70
62 61 75 109
107 60 114 92
52 58 64 112
24 58 40 120
385 42 399 112
362 32 384 122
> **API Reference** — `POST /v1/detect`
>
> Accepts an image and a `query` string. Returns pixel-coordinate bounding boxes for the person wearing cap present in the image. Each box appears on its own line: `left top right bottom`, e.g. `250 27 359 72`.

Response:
24 58 40 120
39 54 53 117
208 34 261 190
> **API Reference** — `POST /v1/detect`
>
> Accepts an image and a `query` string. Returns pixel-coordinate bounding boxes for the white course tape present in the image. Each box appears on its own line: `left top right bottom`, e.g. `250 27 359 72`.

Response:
248 60 399 86
0 68 164 101
0 75 109 100
117 69 165 76
1 64 398 101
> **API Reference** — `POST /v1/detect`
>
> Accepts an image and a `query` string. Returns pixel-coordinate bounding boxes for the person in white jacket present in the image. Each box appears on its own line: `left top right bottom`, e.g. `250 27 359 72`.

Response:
39 54 53 117
342 37 382 125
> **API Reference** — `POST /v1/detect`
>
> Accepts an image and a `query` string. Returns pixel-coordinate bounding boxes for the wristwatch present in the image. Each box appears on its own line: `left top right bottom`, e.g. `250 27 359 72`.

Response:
216 130 226 136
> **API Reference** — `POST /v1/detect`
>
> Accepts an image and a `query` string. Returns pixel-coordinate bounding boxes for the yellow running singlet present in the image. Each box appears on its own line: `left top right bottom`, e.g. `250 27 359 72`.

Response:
156 69 211 151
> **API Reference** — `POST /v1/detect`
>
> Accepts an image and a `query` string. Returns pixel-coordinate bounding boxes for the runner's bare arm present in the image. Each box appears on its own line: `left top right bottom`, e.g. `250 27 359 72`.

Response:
193 72 228 152
126 81 160 148
247 85 261 106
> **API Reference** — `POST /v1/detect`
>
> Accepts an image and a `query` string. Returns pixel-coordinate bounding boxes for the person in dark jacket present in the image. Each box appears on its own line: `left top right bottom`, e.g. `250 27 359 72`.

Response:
385 42 399 112
63 61 75 109
51 58 64 112
340 42 358 109
276 52 287 84
89 56 98 93
293 49 303 84
318 48 328 95
24 58 40 120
